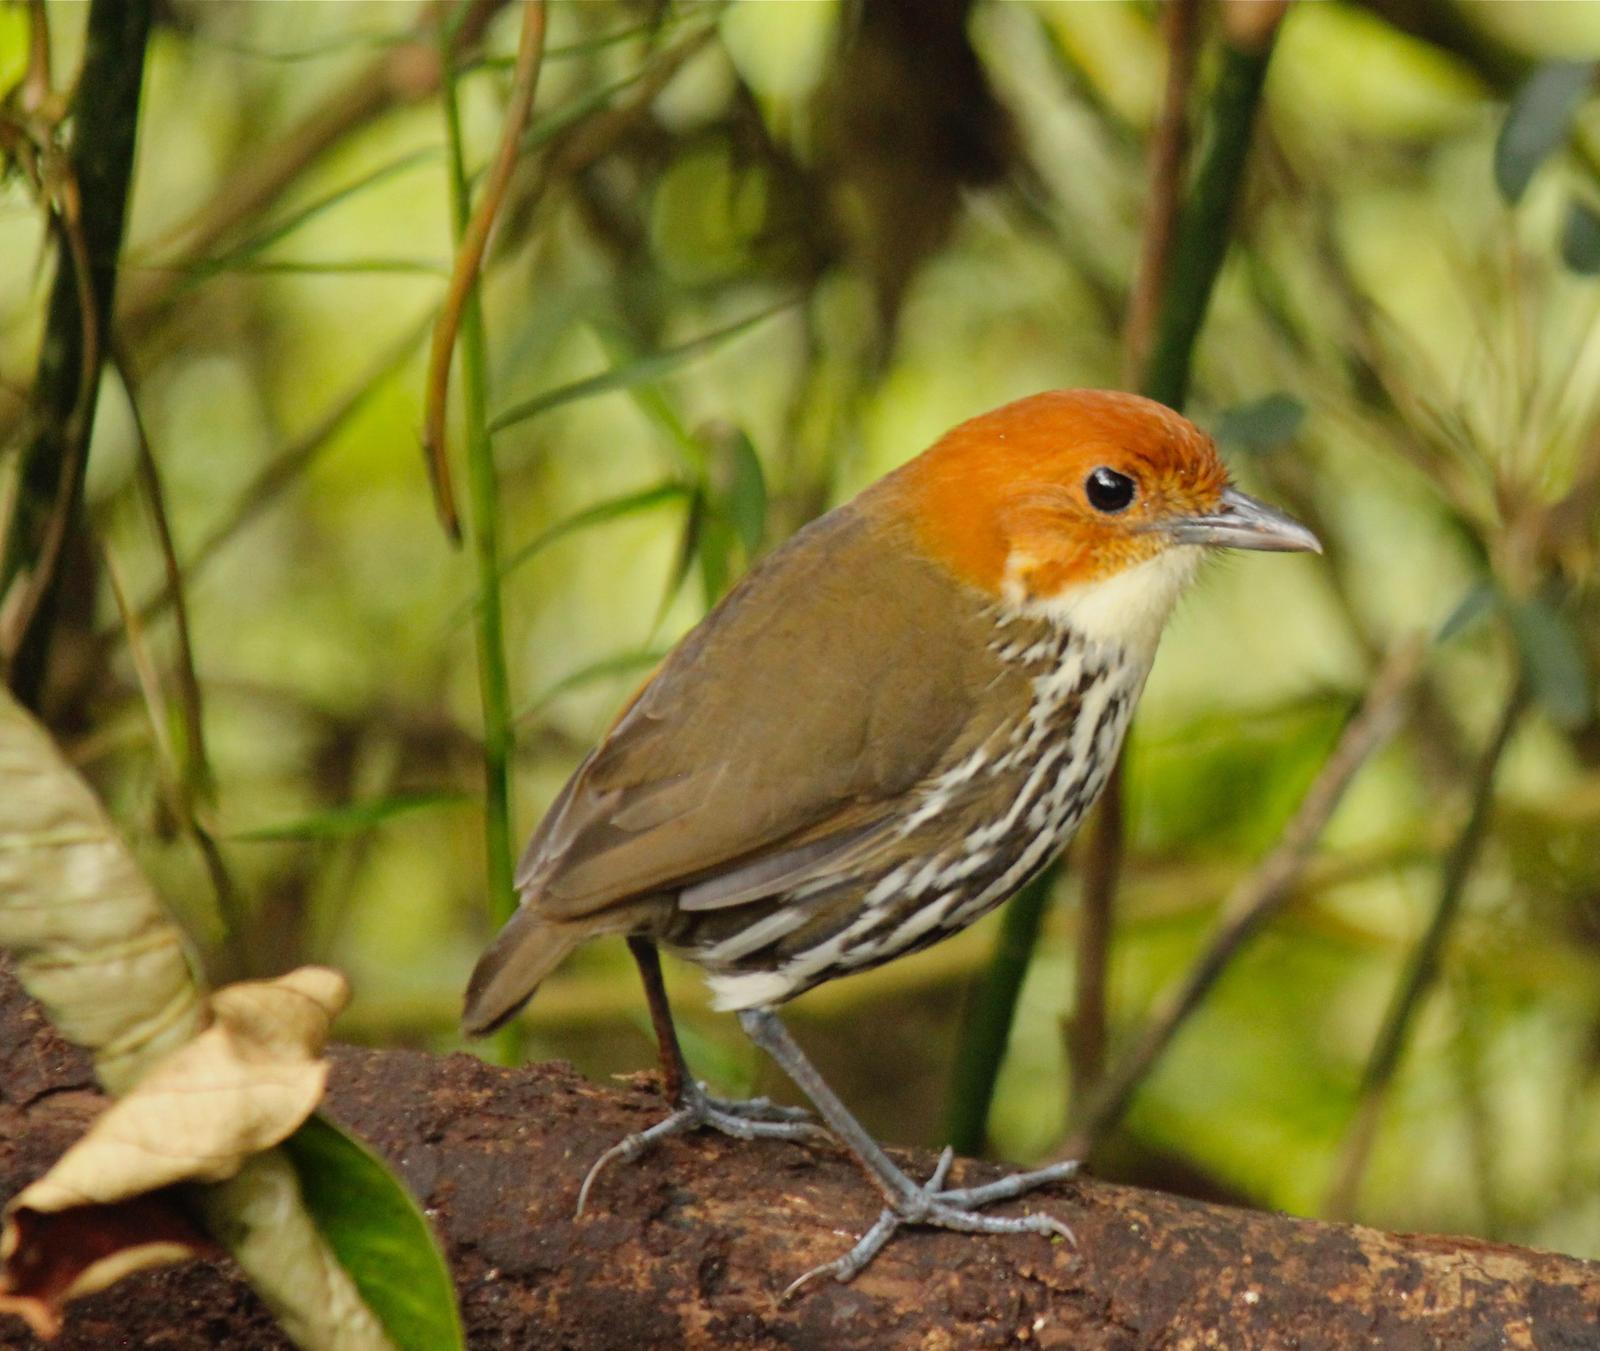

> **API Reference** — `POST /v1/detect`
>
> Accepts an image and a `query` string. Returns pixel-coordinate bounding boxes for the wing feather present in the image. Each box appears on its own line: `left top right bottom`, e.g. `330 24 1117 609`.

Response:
518 502 1016 920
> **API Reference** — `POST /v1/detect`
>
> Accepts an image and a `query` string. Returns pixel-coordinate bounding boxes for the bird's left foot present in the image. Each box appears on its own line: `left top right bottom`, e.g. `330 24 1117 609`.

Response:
577 1080 825 1215
783 1149 1079 1299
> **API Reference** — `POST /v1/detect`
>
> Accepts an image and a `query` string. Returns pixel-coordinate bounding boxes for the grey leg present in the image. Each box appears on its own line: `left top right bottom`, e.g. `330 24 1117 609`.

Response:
574 944 825 1216
738 1006 1078 1297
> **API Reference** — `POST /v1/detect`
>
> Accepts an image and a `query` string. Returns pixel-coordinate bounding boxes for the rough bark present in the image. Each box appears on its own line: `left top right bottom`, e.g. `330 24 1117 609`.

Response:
0 971 1595 1349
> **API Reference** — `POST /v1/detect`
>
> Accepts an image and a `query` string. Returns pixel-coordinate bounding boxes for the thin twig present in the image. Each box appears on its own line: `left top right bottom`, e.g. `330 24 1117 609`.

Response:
1124 0 1201 379
116 0 508 335
423 0 547 542
1066 0 1202 1114
111 345 214 802
1063 638 1425 1159
1323 678 1528 1220
92 314 430 653
100 544 249 978
20 0 51 115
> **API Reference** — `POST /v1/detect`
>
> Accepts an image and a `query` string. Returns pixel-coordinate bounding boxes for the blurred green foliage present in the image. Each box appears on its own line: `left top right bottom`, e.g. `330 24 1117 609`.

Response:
4 0 1600 1263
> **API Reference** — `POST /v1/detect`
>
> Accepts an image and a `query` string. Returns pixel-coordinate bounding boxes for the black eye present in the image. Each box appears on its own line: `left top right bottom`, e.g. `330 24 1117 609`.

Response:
1085 466 1136 513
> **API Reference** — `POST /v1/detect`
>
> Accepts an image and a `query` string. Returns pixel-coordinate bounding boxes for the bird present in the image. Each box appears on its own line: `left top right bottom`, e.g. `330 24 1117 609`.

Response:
463 388 1320 1293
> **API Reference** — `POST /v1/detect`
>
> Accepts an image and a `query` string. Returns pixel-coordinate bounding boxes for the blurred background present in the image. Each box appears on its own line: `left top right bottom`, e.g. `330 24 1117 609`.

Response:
3 0 1600 1261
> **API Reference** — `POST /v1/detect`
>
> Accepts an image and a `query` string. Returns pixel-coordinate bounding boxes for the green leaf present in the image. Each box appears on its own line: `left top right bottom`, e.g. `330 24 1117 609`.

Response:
696 509 735 604
1508 597 1593 728
197 148 441 278
1494 61 1594 204
230 792 470 843
1562 198 1600 273
505 482 689 591
591 323 707 474
1212 394 1306 455
283 1115 464 1351
723 429 767 558
1436 580 1496 643
489 300 795 433
519 649 669 722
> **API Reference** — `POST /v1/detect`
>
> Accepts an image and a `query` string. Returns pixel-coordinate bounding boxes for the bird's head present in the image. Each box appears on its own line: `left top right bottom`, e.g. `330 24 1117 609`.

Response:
877 389 1320 656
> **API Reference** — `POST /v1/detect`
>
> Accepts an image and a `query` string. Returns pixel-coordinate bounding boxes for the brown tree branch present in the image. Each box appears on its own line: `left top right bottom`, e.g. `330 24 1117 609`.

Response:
0 965 1594 1349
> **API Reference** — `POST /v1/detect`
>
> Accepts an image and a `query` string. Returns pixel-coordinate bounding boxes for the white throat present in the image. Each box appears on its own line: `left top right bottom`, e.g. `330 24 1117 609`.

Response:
1003 545 1201 665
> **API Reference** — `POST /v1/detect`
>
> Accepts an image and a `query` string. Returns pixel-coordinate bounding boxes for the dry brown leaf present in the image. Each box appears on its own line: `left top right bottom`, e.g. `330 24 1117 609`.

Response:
0 968 375 1345
0 1192 215 1340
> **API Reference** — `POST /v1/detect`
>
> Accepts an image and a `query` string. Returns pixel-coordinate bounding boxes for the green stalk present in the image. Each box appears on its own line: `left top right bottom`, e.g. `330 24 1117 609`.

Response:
2 0 152 706
1141 36 1276 410
943 18 1283 1158
439 38 519 1062
945 870 1053 1156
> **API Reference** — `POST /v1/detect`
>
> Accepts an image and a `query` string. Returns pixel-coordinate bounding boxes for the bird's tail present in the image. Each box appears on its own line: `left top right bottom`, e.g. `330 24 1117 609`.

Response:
462 906 584 1036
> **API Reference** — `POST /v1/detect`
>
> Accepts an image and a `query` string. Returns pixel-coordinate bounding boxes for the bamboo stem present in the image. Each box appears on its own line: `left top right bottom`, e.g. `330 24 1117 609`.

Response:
1 0 152 707
439 22 520 1061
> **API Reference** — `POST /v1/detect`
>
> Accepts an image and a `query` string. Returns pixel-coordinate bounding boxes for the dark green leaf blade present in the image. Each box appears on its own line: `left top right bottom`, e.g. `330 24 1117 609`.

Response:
283 1115 464 1351
1436 580 1496 644
718 427 767 558
229 791 470 843
1562 198 1600 273
489 301 795 434
1494 61 1594 204
518 648 669 722
1508 597 1593 728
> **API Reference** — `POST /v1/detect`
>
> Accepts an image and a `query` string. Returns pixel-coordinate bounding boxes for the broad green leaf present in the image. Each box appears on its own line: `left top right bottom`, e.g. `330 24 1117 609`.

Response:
1494 61 1594 203
489 301 794 433
198 1151 394 1351
1213 394 1306 455
283 1115 464 1351
1562 198 1600 273
1436 580 1496 643
519 649 669 722
1508 597 1593 728
229 792 471 843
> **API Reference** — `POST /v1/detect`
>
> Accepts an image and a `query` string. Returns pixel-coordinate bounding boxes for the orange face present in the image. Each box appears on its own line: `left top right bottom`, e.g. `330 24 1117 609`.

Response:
881 390 1312 601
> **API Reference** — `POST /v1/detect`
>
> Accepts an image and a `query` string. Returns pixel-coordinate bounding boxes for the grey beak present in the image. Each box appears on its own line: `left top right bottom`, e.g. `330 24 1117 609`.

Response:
1168 487 1322 554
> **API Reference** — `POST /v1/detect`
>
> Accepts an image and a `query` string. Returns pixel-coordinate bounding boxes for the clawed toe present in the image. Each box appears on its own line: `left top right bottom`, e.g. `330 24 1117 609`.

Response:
781 1151 1079 1299
577 1082 828 1216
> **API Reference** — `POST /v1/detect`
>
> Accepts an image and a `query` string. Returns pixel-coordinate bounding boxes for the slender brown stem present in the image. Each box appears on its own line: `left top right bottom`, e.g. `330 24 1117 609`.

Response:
1323 679 1528 1220
100 545 249 978
116 0 508 335
1064 639 1425 1159
112 346 213 803
423 0 547 542
1124 0 1201 379
1066 0 1202 1114
21 0 51 114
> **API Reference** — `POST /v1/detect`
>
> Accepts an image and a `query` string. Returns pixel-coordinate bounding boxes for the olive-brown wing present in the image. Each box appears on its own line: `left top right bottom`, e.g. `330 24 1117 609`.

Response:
518 503 1010 920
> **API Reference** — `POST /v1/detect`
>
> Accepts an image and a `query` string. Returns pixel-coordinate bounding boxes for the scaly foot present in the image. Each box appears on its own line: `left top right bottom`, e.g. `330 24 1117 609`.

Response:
782 1149 1079 1298
577 1079 825 1215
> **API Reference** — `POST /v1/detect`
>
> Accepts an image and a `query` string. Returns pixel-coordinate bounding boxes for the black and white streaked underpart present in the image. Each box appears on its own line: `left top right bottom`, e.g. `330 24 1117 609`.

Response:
671 618 1147 1011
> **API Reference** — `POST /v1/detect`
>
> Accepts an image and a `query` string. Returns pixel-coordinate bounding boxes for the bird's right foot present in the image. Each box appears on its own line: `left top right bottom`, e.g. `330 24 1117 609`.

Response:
576 1079 826 1215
